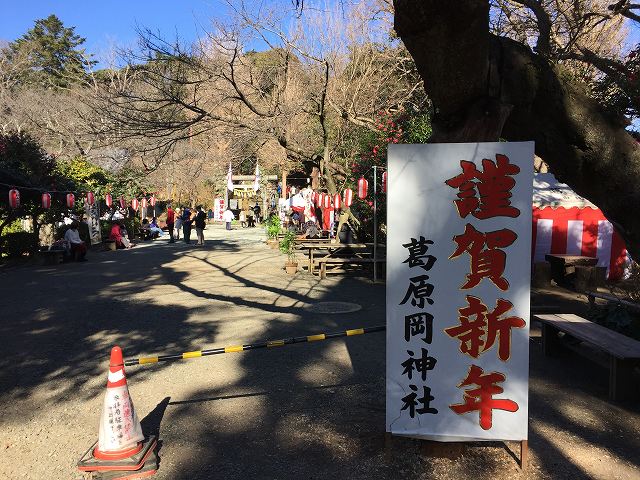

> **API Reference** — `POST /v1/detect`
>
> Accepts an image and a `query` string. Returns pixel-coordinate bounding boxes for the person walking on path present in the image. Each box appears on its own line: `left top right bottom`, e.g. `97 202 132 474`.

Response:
182 207 193 243
174 207 183 240
166 204 175 243
223 208 234 231
194 205 206 245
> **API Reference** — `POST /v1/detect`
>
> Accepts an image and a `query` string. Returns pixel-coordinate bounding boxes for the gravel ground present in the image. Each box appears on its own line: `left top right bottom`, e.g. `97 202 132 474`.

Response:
0 224 638 480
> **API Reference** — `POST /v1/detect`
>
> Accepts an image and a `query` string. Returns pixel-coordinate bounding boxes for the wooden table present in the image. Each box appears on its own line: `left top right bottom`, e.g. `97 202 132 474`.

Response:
298 243 382 274
535 313 640 400
294 237 333 247
545 254 598 284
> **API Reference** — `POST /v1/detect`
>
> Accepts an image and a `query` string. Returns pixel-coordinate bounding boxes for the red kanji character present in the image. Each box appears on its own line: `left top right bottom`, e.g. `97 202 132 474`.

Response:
445 154 520 219
450 224 517 290
444 295 526 361
450 364 519 430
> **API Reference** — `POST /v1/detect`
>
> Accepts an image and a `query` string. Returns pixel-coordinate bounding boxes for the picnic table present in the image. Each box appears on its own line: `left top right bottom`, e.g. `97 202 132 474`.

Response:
293 237 334 247
545 254 598 286
298 242 385 277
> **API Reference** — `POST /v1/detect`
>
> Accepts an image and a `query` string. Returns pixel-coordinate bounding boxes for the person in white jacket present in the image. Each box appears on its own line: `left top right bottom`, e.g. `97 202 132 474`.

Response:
223 208 235 230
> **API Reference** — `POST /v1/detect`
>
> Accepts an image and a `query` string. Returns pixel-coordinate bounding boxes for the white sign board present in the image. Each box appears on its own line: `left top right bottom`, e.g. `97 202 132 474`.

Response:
386 142 534 442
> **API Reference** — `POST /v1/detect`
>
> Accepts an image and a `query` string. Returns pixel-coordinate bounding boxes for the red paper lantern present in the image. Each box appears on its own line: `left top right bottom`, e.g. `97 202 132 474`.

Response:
87 191 95 205
42 193 51 209
119 196 125 209
105 193 112 208
382 171 388 193
131 198 139 211
343 188 353 208
357 177 368 199
8 189 20 209
322 193 331 209
66 193 75 208
149 195 156 207
141 197 148 210
333 193 341 210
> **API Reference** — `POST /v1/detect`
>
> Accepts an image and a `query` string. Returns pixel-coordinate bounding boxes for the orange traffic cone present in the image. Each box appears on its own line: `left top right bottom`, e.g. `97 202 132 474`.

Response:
78 346 158 476
95 346 145 459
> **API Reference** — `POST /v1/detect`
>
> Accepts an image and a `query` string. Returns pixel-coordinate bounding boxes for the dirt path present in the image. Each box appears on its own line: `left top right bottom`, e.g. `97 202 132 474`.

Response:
0 225 638 479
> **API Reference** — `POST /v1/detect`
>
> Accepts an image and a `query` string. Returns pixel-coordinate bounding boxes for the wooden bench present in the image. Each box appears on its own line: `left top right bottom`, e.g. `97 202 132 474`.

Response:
535 313 640 400
316 257 386 279
104 240 117 251
587 291 640 312
39 249 65 265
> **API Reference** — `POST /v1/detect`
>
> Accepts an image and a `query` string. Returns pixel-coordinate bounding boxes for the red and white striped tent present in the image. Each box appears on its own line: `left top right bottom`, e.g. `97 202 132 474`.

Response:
533 173 628 280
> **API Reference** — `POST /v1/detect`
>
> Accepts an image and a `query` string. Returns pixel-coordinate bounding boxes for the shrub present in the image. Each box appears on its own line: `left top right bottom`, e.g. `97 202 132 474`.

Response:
265 214 281 239
0 231 38 258
279 230 297 263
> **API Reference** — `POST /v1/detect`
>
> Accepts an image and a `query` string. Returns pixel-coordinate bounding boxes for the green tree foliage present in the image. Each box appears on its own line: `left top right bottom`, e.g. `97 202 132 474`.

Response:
0 132 155 257
0 131 72 253
7 14 95 88
55 157 111 190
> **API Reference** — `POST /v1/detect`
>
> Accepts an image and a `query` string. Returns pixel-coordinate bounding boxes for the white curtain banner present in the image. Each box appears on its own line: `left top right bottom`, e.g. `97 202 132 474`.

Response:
85 201 102 245
386 142 534 442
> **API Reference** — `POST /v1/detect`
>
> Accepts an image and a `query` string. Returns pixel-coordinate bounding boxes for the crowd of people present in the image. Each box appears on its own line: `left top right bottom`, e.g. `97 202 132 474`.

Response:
60 201 265 262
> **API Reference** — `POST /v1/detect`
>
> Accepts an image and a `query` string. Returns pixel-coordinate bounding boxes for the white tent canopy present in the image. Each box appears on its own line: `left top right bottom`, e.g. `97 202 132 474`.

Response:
533 173 596 209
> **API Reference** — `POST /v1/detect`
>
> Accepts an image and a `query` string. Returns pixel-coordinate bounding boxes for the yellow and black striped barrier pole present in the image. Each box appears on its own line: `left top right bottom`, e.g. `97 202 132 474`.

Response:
125 325 386 367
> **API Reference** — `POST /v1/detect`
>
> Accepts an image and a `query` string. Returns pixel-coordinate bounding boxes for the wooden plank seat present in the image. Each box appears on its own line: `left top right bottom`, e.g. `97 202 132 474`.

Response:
39 249 65 264
535 313 640 400
316 257 386 279
587 291 640 312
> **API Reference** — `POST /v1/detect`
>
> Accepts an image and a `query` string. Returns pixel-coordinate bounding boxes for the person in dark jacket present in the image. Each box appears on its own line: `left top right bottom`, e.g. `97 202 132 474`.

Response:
182 207 193 244
194 205 206 245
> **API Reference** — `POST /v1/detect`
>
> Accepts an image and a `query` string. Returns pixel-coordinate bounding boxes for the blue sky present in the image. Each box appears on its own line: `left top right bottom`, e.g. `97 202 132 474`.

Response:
0 0 223 61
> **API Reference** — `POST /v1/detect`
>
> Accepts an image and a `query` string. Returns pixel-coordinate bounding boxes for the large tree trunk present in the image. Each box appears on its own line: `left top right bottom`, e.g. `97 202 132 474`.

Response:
394 0 640 261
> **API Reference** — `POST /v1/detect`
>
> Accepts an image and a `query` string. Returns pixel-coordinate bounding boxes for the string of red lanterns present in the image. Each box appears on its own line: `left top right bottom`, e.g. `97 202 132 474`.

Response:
6 187 160 211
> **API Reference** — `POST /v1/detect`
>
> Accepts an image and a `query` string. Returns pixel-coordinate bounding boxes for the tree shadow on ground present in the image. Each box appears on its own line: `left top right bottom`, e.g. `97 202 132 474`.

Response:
0 244 226 411
149 251 639 480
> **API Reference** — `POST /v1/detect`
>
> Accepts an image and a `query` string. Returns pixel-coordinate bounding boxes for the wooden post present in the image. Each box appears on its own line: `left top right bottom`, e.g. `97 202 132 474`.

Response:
282 169 288 199
609 355 635 401
520 440 528 470
542 323 563 356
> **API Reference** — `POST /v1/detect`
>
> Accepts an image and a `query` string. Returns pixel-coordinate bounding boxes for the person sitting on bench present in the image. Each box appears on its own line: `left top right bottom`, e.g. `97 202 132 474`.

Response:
109 221 132 249
64 221 88 261
301 219 320 239
149 217 164 237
